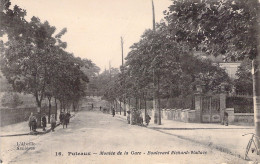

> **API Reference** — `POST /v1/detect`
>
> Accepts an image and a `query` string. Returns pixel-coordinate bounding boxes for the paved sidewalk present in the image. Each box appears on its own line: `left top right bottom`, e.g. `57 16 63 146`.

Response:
0 120 52 136
0 112 76 137
148 119 254 158
114 113 260 161
0 96 98 137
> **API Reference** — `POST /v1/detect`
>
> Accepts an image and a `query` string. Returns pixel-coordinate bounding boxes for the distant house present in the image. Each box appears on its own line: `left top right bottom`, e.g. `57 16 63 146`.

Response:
218 62 241 79
195 52 241 79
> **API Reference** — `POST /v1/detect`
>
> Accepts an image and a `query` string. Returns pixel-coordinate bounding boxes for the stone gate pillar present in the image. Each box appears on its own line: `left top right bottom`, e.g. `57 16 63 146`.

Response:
220 83 227 125
195 85 203 123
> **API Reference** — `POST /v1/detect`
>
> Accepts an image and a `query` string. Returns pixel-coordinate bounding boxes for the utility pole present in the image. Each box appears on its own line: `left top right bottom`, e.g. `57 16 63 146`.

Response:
120 100 122 115
121 36 124 67
253 0 260 147
152 0 155 31
121 36 127 116
109 61 112 112
152 0 157 124
151 0 161 125
109 60 111 81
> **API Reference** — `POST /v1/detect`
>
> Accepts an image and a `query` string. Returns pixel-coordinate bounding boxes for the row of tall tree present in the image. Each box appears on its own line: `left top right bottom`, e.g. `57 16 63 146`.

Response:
0 0 97 124
101 0 259 125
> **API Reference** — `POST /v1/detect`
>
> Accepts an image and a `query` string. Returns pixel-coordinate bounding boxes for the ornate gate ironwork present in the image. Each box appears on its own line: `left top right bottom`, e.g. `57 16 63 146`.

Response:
201 95 221 123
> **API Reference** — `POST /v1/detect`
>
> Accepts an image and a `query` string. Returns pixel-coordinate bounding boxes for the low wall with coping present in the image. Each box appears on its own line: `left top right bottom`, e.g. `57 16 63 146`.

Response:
0 106 58 127
0 107 37 126
221 108 253 125
234 113 254 125
160 108 196 123
139 107 253 125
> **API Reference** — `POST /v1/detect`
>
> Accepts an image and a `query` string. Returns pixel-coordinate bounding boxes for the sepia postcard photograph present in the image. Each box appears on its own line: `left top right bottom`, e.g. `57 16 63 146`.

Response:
0 0 260 163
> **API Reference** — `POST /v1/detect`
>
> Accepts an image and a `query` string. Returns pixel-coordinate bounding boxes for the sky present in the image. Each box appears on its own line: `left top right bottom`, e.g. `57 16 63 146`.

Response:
10 0 172 71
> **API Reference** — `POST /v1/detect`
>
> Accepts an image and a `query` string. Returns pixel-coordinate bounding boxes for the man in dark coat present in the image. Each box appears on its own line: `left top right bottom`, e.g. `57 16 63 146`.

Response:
112 108 115 117
224 111 229 126
67 111 71 124
31 115 37 132
59 112 65 128
28 113 34 131
42 114 47 131
145 114 151 126
64 112 70 128
127 111 130 124
59 112 62 122
50 114 56 132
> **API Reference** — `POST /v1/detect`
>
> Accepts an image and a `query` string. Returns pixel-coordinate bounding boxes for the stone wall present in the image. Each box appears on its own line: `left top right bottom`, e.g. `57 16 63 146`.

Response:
132 106 254 125
226 108 235 123
234 113 254 125
0 107 37 126
0 106 57 127
149 108 196 123
219 108 254 125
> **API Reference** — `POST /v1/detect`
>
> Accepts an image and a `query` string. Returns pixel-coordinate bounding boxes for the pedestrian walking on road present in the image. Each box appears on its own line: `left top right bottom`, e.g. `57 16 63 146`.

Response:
100 106 102 111
42 113 47 131
59 112 65 128
50 115 56 132
145 114 151 126
224 111 229 126
112 108 115 117
138 115 144 126
59 112 63 123
64 112 70 128
127 111 130 124
67 111 71 124
31 115 37 132
28 113 34 131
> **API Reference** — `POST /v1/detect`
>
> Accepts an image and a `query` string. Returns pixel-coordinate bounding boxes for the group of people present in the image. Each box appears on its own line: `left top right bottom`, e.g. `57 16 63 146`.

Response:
41 114 57 131
132 112 151 127
28 111 71 132
28 113 56 132
113 109 151 126
59 111 71 129
28 113 37 132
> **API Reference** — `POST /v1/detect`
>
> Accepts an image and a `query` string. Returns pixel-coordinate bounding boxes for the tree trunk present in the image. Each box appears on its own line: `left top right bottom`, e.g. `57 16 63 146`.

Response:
254 2 260 147
128 98 132 124
139 97 141 110
144 92 147 117
55 98 58 120
119 100 121 115
35 95 42 128
59 100 62 111
115 99 118 113
157 75 161 125
110 102 112 113
72 102 75 112
153 69 158 124
48 97 52 124
253 59 260 145
128 98 131 110
123 95 126 116
63 101 66 112
135 96 138 110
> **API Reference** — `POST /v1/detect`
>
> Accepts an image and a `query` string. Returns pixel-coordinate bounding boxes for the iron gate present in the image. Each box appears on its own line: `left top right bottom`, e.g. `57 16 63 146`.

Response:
201 95 221 123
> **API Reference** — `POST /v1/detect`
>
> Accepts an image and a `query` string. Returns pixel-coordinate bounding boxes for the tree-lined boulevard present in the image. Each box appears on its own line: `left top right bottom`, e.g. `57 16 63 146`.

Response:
1 0 260 163
0 97 246 164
